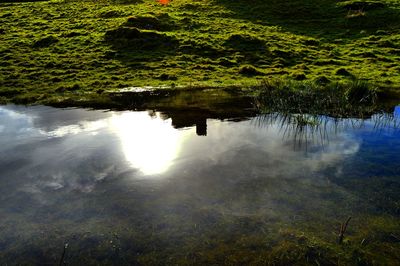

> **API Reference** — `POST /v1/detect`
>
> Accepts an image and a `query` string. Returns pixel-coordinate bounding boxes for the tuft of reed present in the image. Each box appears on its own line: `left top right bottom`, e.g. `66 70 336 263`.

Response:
254 78 379 118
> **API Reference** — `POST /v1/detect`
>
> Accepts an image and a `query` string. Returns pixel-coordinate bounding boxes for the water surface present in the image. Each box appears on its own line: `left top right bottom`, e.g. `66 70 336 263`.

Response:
0 104 399 264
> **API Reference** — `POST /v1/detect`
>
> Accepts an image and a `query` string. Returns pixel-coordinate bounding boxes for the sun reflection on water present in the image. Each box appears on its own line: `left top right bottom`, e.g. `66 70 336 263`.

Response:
110 111 184 176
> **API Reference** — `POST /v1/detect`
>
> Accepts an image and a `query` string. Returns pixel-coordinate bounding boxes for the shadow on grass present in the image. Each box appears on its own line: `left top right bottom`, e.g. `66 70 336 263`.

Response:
214 0 400 38
103 13 181 72
0 0 49 2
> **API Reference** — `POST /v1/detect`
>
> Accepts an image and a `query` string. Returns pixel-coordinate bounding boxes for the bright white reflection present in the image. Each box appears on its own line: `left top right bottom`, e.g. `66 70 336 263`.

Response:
42 120 108 137
110 112 183 176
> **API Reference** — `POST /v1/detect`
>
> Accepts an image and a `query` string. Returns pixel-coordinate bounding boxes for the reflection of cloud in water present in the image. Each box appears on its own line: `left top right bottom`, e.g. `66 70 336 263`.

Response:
3 104 400 255
3 104 111 132
0 107 35 137
0 106 125 197
1 105 359 194
42 120 108 138
163 119 362 218
0 105 111 147
0 107 189 199
17 132 125 195
174 119 360 180
0 105 364 210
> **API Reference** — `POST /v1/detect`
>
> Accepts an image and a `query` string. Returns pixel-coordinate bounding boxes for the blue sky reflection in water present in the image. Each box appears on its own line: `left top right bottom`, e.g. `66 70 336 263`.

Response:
0 104 399 264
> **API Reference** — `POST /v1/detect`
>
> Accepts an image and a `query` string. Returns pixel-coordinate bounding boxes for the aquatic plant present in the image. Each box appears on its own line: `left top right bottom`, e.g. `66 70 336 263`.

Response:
338 217 352 244
254 78 382 118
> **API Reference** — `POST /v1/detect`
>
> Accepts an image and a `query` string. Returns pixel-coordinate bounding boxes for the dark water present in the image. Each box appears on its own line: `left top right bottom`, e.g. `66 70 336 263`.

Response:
0 104 400 264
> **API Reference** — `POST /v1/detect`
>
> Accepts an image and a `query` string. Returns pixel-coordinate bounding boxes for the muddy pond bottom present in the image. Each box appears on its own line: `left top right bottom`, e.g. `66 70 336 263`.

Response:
0 105 400 265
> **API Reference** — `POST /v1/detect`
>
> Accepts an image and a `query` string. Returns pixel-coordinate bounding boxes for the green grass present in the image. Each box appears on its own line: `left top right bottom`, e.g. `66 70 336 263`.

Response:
0 0 400 105
254 79 389 117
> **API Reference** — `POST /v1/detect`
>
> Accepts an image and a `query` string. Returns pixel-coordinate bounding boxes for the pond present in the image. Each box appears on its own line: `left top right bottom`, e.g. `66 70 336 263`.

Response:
0 104 399 264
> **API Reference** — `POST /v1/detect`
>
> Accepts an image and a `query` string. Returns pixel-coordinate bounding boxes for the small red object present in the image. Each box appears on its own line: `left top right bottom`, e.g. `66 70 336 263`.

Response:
158 0 170 5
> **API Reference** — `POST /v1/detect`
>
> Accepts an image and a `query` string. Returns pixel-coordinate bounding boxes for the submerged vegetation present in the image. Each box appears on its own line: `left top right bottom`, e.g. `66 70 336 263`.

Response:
0 0 400 105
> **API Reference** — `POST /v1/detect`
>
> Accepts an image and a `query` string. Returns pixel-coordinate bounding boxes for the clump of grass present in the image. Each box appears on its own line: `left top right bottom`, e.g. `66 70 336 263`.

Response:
157 73 177 80
32 36 58 48
124 14 175 31
267 237 337 265
303 39 320 46
104 14 179 50
338 1 386 11
55 84 81 93
98 10 124 19
346 9 366 19
255 78 379 118
105 26 178 49
291 72 307 80
224 34 266 51
346 79 377 104
238 65 263 76
293 114 320 127
314 76 330 84
109 0 143 4
335 68 353 77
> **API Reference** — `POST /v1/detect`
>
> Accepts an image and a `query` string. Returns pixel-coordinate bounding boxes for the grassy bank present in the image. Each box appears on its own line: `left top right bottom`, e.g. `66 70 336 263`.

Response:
1 0 400 105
